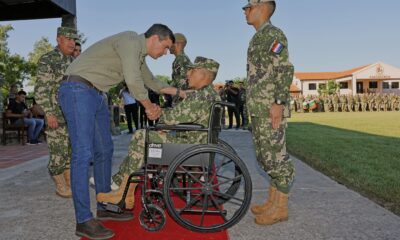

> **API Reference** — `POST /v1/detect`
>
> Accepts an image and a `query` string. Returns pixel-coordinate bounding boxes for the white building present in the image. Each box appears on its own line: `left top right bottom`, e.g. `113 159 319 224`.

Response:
291 62 400 96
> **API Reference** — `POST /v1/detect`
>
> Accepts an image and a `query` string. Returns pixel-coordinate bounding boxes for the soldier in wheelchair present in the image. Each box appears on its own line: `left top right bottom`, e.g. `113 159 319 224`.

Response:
97 57 252 232
98 56 220 207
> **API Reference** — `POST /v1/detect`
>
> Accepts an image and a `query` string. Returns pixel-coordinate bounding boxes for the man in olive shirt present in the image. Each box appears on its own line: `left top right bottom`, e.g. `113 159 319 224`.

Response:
58 24 184 239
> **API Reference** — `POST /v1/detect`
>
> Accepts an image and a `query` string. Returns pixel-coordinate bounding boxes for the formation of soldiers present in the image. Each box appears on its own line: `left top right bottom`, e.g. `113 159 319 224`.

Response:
292 93 400 113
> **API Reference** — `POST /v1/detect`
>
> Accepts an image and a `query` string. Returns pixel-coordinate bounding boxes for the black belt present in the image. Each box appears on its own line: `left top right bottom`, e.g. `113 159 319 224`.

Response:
61 75 101 92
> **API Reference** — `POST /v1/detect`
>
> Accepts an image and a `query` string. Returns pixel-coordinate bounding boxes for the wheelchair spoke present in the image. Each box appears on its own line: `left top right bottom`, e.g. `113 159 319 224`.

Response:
212 174 243 188
179 166 204 186
178 193 203 215
209 195 228 222
200 194 209 227
209 157 234 183
212 190 245 205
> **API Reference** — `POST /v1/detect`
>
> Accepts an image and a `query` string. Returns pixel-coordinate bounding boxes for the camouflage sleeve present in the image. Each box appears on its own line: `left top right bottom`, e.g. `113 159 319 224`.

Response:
35 54 57 116
160 91 207 125
270 30 294 104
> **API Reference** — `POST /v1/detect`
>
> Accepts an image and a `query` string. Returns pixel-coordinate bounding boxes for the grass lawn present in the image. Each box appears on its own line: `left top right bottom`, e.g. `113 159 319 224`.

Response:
287 111 400 215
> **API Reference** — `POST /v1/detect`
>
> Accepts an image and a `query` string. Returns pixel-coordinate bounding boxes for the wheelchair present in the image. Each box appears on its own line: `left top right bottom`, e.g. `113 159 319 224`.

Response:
103 101 252 233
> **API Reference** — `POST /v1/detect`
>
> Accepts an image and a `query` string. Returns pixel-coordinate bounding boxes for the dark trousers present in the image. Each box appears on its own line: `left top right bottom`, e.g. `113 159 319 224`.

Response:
124 103 138 132
138 103 147 129
227 104 240 128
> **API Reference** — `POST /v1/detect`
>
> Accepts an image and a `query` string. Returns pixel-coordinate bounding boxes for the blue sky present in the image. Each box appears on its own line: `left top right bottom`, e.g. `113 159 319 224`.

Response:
2 0 400 84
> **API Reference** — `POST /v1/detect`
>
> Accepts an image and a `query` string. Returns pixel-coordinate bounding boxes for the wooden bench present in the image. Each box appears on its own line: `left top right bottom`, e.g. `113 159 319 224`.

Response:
2 112 28 145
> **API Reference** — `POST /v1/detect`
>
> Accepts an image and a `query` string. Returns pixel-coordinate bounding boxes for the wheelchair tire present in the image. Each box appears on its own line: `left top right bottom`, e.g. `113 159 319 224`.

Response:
163 144 252 232
139 204 166 232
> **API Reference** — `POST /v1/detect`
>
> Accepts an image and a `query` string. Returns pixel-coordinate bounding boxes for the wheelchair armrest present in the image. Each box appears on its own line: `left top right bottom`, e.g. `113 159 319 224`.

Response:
153 123 205 131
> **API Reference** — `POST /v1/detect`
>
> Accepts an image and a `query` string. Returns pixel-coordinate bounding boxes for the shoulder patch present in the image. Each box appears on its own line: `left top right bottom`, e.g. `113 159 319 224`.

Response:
270 40 284 54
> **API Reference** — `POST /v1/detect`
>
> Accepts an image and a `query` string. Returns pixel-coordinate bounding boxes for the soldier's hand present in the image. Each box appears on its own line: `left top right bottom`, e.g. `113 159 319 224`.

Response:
47 115 59 129
270 104 284 129
146 104 161 120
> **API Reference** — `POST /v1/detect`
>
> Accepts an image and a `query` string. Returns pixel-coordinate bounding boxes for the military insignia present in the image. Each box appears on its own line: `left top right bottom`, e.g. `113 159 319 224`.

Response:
270 40 284 54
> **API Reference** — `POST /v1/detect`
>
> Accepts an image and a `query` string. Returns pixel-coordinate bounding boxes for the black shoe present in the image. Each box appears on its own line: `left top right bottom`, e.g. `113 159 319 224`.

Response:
35 139 43 144
96 209 134 222
76 219 114 240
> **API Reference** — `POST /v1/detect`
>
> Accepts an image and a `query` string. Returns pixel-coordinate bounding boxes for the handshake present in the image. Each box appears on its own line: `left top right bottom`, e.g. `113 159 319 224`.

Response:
145 103 162 120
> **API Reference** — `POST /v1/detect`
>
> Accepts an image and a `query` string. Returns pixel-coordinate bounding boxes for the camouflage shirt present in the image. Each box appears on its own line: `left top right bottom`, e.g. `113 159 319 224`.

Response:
35 47 74 121
159 84 221 143
171 52 192 90
246 21 294 117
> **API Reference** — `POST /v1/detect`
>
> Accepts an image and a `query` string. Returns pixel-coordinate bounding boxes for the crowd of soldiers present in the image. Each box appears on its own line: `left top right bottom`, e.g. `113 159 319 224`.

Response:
292 93 400 113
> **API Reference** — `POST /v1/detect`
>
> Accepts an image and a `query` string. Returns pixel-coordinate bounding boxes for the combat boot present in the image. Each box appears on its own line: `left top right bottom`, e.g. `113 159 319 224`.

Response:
255 190 288 225
96 175 137 209
52 174 72 198
63 169 71 190
251 186 277 215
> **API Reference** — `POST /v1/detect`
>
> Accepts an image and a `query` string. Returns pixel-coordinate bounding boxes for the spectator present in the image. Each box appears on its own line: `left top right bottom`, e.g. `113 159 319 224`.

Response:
6 90 44 145
119 83 139 134
225 80 240 129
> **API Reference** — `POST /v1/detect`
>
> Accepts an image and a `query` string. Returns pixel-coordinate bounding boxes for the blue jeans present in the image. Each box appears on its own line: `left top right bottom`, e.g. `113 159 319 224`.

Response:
13 118 44 141
58 81 113 224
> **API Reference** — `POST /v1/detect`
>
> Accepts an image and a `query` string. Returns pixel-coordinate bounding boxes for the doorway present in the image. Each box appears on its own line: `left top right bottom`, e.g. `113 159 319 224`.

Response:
356 82 363 93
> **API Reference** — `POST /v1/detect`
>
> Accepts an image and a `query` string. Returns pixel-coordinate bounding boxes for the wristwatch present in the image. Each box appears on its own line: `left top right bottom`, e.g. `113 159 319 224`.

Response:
275 99 286 105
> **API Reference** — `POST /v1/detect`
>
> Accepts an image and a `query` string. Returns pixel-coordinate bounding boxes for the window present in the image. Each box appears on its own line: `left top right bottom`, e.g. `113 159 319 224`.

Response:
382 82 390 89
308 83 317 90
369 81 377 89
339 82 348 89
319 83 326 89
392 82 399 89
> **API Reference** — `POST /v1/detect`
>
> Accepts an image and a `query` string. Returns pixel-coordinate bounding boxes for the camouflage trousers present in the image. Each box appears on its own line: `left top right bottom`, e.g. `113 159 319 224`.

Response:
112 129 206 186
250 116 295 193
46 124 71 176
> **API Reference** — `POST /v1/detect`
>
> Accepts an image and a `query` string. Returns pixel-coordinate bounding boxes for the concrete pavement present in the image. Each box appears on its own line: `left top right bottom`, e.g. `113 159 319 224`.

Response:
0 130 399 240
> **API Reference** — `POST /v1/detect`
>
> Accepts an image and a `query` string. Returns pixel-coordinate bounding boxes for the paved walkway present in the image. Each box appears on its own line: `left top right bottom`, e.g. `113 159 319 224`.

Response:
0 143 48 168
0 131 399 240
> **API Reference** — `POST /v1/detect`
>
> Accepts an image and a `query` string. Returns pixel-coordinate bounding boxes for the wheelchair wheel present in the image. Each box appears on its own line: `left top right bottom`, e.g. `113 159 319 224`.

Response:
145 189 165 209
163 144 252 232
139 204 166 232
217 139 236 154
172 140 241 207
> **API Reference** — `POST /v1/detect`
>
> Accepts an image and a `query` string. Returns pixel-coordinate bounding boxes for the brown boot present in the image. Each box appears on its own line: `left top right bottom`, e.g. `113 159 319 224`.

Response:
255 190 288 225
251 186 277 215
96 175 137 209
52 174 72 198
63 169 71 190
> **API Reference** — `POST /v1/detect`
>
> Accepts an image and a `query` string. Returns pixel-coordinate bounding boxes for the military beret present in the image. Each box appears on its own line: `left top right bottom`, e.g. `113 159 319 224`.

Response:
174 33 187 43
242 0 275 10
57 27 78 39
188 56 219 76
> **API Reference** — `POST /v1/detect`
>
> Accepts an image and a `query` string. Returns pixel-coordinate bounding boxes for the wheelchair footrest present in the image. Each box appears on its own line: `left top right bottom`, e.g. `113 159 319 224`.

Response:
102 203 123 214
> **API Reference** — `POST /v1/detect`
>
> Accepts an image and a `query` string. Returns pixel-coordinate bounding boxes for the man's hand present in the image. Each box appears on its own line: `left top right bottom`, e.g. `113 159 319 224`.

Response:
269 103 284 129
145 104 161 120
178 89 187 99
47 115 59 129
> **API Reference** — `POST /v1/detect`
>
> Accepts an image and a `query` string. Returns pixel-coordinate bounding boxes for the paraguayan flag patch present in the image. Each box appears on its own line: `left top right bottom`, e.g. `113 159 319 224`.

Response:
270 40 284 54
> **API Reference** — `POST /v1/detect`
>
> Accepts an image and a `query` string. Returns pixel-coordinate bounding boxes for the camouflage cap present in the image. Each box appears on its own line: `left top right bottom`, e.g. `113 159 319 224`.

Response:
174 33 187 43
188 56 219 75
242 0 275 10
57 27 78 39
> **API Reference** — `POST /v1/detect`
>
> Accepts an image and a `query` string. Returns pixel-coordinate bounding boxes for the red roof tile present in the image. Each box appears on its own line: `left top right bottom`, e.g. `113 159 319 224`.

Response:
295 64 371 81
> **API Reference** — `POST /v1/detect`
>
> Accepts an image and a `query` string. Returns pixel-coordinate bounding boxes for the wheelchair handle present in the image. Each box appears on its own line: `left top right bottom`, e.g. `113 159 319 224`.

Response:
212 101 235 108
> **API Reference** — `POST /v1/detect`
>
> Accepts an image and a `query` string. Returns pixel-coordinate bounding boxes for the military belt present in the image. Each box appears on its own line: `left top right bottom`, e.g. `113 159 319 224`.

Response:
61 75 102 92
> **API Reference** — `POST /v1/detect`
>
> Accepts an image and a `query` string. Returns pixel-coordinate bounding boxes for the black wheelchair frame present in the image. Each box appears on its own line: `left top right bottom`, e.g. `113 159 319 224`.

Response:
104 101 252 232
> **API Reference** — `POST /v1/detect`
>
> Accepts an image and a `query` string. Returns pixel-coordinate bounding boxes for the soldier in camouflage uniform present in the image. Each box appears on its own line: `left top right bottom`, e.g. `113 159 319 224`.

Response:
333 94 339 112
347 94 354 112
361 93 368 112
368 93 375 111
354 94 360 112
339 94 347 112
35 26 78 198
238 81 249 129
97 57 221 208
323 94 331 112
243 0 295 225
168 33 192 107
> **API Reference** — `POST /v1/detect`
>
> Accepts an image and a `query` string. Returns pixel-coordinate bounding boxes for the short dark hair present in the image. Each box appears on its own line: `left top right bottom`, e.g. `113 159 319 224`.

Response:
267 1 276 16
144 24 175 43
17 90 27 96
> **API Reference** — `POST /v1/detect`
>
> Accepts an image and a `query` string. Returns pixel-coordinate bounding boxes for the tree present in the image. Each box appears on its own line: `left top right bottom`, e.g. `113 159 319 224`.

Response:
27 37 53 86
0 24 33 98
318 79 339 95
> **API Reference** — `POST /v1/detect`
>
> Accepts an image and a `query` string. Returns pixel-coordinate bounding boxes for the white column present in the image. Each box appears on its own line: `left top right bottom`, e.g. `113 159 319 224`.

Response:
352 76 357 95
